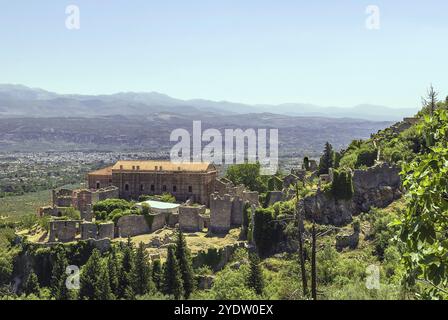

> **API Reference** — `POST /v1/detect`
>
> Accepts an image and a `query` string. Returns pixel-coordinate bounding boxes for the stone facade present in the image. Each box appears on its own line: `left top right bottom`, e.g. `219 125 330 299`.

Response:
179 205 206 232
88 161 217 206
209 193 233 234
117 215 151 237
52 189 73 208
49 220 81 242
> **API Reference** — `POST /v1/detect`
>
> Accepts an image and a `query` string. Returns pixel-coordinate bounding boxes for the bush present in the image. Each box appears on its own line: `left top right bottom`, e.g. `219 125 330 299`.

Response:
331 169 354 200
93 199 132 215
355 147 378 168
253 208 283 257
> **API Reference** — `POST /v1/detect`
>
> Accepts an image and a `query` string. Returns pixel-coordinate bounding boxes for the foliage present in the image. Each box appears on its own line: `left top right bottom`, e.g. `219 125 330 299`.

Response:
93 199 133 216
132 242 154 296
152 260 162 291
398 109 448 299
253 207 283 257
225 163 267 193
23 271 40 296
355 146 378 168
318 142 334 174
50 248 69 300
247 253 264 295
331 169 354 200
80 249 112 300
175 230 194 298
162 245 184 299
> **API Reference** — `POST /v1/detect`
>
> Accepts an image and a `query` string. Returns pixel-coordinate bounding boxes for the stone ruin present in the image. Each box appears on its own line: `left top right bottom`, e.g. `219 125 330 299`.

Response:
179 205 208 233
49 220 81 243
208 178 260 234
80 222 115 240
40 186 119 219
299 162 402 226
49 220 115 242
116 212 166 238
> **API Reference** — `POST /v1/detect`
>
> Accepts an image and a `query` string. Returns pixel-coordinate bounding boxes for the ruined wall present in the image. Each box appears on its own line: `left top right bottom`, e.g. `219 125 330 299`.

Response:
81 222 97 240
352 162 401 212
117 215 150 237
209 193 232 234
299 162 402 227
231 197 244 225
52 189 73 208
242 191 259 206
179 205 206 232
49 220 81 242
150 213 166 233
267 191 283 206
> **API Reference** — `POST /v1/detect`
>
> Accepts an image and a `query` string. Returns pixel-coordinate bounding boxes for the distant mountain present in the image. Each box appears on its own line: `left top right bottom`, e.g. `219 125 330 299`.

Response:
0 84 418 121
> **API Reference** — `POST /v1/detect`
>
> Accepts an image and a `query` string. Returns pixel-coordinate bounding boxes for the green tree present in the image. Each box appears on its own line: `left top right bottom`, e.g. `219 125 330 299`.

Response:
331 169 354 200
24 271 40 296
152 259 162 291
175 230 194 298
398 109 448 299
247 253 264 295
80 249 112 300
318 142 334 174
118 237 135 298
50 248 69 300
133 242 154 296
225 163 266 192
162 245 184 299
107 250 119 295
303 157 310 171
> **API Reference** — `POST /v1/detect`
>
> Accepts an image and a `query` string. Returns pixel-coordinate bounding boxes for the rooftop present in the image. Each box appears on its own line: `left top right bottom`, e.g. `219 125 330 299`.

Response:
88 166 113 176
136 200 180 210
111 160 215 172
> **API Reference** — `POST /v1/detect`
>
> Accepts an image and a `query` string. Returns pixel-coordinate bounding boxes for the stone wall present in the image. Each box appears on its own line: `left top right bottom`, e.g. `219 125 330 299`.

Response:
179 205 206 232
242 191 259 206
150 213 166 233
299 162 402 226
117 215 151 237
52 189 73 207
98 222 115 239
267 191 283 206
352 162 401 212
49 220 81 242
209 193 232 234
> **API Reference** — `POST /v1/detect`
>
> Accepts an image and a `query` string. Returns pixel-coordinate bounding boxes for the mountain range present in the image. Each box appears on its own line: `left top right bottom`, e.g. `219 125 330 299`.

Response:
0 84 418 121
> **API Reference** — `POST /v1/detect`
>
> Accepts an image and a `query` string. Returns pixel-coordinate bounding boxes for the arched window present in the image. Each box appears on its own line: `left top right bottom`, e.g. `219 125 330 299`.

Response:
96 182 100 189
173 185 177 192
125 184 129 192
140 184 144 191
188 186 193 193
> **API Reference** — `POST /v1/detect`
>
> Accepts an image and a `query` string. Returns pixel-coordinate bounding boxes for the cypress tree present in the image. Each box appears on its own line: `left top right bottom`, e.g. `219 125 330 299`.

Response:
118 237 135 298
24 270 40 296
175 229 194 299
162 245 184 299
50 248 69 300
80 249 112 300
133 242 154 296
152 259 162 291
107 250 119 296
247 252 264 295
318 142 334 174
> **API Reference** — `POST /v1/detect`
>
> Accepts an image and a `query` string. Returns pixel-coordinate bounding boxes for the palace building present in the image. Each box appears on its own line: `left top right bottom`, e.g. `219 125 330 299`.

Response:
88 160 217 205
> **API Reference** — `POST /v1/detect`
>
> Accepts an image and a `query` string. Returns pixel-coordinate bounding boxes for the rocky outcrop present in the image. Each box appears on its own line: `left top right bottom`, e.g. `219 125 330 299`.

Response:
352 163 402 212
301 192 355 226
299 162 402 226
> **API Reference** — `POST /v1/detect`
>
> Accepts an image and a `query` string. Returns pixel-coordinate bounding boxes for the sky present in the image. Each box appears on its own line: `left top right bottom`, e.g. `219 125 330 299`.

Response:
1 1 447 108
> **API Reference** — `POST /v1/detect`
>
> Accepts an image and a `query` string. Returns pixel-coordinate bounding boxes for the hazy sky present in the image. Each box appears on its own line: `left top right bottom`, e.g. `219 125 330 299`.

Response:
1 1 447 108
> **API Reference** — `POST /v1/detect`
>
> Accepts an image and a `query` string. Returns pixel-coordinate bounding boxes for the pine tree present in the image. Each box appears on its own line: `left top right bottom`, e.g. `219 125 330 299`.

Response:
133 242 154 296
247 252 264 295
118 237 135 298
152 259 162 291
79 249 112 300
318 142 334 175
24 270 40 296
107 250 119 296
50 248 69 300
162 245 184 299
175 229 194 298
98 266 113 300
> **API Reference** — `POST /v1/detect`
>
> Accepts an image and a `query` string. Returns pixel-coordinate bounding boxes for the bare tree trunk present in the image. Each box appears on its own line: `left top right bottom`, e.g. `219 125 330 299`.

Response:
311 223 317 300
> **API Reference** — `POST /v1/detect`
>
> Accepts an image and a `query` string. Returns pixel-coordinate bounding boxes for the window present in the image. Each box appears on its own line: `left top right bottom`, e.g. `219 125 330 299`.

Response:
125 184 129 192
140 184 144 192
173 185 177 192
188 186 193 193
96 182 100 189
162 185 167 192
151 185 155 192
